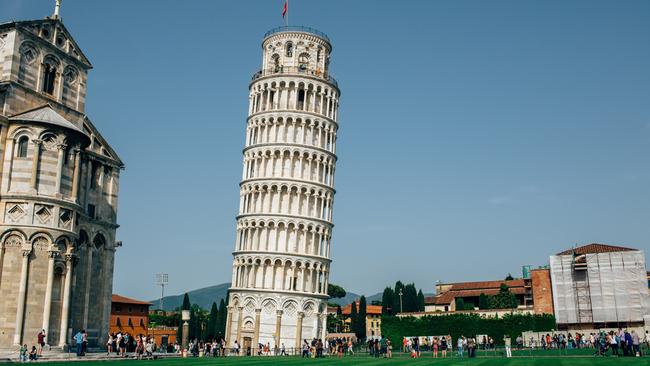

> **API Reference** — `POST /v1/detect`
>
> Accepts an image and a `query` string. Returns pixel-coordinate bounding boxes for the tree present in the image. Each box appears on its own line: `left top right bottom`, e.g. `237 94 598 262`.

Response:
489 283 518 309
402 283 419 312
217 299 227 340
417 289 425 311
478 293 489 310
357 296 367 340
393 281 405 314
327 283 347 299
207 302 218 340
182 293 191 311
350 301 358 335
455 298 465 311
505 273 514 281
381 287 395 315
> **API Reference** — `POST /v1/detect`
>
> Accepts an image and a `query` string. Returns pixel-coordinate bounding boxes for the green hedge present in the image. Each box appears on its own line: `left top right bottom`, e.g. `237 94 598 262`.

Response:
382 313 555 346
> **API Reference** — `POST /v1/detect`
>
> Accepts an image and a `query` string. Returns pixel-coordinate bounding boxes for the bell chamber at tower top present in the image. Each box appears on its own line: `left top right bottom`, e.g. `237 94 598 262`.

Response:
251 26 339 91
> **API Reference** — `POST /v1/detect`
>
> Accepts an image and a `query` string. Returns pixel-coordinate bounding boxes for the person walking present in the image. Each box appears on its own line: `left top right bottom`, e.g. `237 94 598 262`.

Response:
457 336 464 358
504 335 512 358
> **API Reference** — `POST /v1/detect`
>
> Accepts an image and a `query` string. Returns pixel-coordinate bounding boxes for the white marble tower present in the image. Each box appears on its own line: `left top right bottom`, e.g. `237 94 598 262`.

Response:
226 26 340 353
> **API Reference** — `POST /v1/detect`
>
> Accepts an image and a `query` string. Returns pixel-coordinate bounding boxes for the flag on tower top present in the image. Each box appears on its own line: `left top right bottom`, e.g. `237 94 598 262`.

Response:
282 0 288 19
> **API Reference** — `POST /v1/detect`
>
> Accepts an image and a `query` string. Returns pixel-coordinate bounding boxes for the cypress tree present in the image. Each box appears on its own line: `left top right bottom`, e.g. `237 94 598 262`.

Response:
417 289 425 311
181 293 191 311
479 293 489 310
217 299 227 339
381 287 395 315
207 302 218 340
403 283 418 312
358 296 367 340
393 281 405 313
349 302 358 335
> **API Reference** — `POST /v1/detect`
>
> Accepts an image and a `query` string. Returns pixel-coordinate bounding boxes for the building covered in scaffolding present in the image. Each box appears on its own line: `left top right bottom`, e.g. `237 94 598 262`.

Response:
550 243 650 330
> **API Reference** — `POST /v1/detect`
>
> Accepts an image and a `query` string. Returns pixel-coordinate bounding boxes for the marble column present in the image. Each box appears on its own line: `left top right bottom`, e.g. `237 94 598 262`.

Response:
235 306 244 347
41 250 58 341
54 144 66 195
13 249 31 345
70 150 81 202
252 308 261 355
58 255 74 347
29 139 42 192
274 310 283 351
295 311 304 351
225 306 234 346
82 246 93 328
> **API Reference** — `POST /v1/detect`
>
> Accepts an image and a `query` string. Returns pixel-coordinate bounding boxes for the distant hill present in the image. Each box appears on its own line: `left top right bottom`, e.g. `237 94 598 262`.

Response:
150 283 231 311
150 282 421 311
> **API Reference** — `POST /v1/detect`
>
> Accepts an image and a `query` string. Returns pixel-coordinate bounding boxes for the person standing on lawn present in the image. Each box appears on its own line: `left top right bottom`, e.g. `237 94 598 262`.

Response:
457 336 464 358
504 335 512 358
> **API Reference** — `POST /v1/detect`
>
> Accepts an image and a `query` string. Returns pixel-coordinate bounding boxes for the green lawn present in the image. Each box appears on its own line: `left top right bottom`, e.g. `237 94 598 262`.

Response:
44 355 650 366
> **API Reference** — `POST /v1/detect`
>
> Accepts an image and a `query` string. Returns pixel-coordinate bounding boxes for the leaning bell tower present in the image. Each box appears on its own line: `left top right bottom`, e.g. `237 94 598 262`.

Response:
226 26 340 351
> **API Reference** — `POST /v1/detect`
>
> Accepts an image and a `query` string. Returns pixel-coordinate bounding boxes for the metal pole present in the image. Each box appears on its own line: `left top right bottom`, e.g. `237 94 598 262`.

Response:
399 290 403 313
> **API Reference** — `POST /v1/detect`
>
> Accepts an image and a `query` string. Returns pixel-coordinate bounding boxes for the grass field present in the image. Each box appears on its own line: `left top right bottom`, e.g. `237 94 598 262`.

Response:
44 354 650 366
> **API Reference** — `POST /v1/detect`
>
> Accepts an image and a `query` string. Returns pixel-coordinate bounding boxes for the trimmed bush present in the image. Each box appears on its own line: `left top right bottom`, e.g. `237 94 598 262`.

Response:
382 313 555 346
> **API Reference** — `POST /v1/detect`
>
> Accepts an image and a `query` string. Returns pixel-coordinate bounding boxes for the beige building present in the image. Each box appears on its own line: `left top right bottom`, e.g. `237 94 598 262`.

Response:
0 8 122 349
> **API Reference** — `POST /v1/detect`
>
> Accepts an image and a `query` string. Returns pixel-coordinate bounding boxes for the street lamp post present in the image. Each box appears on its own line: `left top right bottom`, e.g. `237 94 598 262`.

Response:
156 273 168 312
399 290 403 313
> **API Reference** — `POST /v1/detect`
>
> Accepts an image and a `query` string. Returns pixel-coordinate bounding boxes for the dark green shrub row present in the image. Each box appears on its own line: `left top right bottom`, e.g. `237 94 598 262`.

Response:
382 313 555 346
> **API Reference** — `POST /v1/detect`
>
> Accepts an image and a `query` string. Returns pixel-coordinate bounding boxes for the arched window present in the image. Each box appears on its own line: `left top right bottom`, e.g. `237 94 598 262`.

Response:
139 318 144 327
16 136 29 158
297 89 305 110
285 42 293 57
42 63 57 95
271 54 280 72
298 53 310 71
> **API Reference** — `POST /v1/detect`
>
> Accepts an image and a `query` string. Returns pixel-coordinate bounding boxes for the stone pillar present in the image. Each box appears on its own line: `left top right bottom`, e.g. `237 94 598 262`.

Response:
225 306 234 346
29 139 42 192
42 250 57 341
82 246 93 328
2 138 15 193
274 310 283 351
235 306 244 347
13 249 31 345
295 311 304 351
319 313 327 340
54 144 66 195
71 150 81 202
59 254 74 347
252 308 261 355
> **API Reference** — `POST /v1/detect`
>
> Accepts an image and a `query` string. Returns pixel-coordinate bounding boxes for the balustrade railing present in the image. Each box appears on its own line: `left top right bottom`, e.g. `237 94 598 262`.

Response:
252 67 338 88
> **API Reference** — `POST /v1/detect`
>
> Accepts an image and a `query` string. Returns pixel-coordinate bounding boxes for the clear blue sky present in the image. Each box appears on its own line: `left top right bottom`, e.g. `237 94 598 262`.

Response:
3 0 649 301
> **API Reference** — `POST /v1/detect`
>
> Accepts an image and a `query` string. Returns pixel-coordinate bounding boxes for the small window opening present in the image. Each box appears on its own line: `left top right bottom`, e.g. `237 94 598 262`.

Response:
16 136 29 158
285 42 293 57
42 63 57 95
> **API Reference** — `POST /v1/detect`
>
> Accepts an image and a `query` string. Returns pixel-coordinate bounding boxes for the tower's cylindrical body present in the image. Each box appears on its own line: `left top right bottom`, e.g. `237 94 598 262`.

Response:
226 26 340 352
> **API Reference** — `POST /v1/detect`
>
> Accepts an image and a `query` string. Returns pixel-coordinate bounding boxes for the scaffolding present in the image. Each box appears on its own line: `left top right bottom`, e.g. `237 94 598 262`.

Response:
550 250 650 326
571 255 593 324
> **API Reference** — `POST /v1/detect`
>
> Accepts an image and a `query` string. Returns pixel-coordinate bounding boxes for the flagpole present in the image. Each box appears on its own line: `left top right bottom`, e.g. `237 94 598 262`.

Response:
286 0 289 26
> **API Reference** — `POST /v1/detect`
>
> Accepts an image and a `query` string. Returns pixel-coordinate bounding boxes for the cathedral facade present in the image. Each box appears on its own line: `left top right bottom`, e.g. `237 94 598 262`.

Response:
0 13 122 348
227 26 340 351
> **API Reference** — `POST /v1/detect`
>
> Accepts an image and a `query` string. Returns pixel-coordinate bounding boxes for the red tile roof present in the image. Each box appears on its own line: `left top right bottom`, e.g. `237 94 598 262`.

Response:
556 243 636 256
425 279 527 305
448 279 525 291
341 302 382 315
111 294 152 306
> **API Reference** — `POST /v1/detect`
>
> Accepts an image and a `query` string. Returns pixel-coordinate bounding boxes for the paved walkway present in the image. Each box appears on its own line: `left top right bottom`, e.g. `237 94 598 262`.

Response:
0 349 180 363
